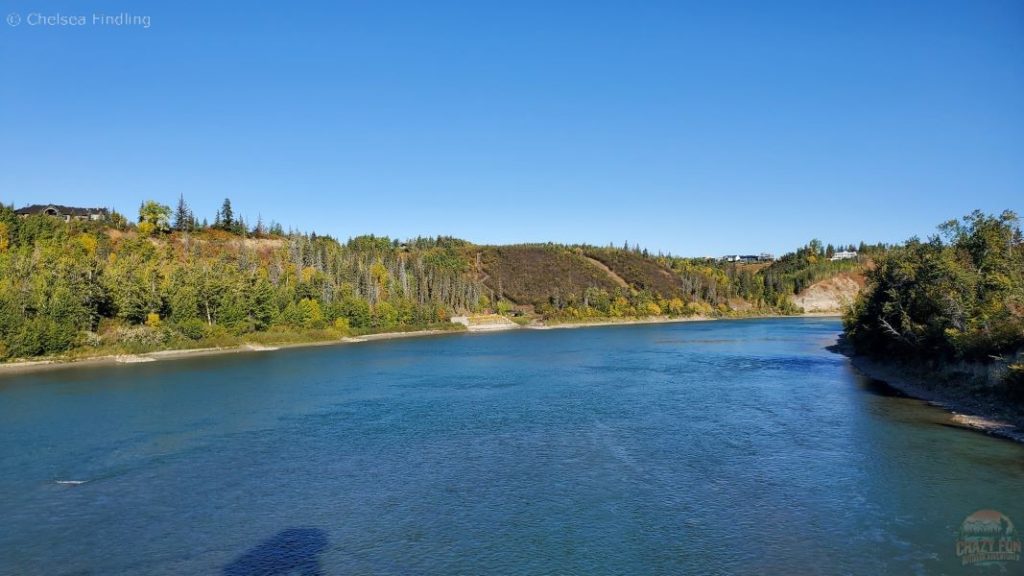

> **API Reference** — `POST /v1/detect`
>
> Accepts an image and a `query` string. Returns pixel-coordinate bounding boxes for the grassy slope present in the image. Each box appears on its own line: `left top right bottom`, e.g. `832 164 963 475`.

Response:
582 248 687 298
474 244 869 310
473 245 624 306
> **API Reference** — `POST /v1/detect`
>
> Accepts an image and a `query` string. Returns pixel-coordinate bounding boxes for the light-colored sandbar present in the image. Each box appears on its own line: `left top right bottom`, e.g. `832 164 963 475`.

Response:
0 329 459 376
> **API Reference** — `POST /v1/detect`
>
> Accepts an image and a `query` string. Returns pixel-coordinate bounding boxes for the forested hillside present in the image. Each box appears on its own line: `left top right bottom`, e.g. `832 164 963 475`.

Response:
844 210 1024 393
0 200 485 360
1 198 872 361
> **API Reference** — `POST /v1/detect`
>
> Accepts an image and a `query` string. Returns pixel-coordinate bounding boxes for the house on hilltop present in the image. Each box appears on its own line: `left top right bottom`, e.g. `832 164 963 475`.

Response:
720 254 775 264
830 250 858 261
14 204 109 222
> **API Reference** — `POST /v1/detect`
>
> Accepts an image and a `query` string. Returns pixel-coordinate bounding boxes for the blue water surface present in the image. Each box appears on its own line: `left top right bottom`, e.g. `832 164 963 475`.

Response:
1 318 1021 575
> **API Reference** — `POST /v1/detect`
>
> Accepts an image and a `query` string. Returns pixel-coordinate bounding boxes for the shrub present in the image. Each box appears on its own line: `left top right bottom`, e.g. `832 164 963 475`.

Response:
81 331 103 348
2 318 79 359
175 319 207 341
333 317 350 333
105 325 167 347
643 301 663 316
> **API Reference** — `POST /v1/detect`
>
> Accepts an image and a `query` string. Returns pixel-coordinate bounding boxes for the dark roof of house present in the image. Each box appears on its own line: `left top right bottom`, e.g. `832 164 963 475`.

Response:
14 204 109 216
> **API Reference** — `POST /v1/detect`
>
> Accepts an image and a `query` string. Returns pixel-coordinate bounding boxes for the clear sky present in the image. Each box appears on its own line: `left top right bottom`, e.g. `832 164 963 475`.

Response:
1 1 1021 256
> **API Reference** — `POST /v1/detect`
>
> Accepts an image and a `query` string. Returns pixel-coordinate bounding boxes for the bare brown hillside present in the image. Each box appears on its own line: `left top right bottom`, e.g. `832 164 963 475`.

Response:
582 248 687 298
475 246 624 306
789 273 865 313
582 256 629 288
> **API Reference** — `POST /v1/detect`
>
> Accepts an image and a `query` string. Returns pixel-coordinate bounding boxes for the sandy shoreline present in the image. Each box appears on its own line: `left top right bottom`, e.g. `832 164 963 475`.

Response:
0 313 841 377
0 329 458 377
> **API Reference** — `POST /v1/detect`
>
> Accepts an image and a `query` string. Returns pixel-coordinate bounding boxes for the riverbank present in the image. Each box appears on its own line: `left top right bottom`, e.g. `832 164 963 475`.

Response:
531 312 841 331
0 329 459 377
834 343 1024 443
0 312 842 377
526 315 713 330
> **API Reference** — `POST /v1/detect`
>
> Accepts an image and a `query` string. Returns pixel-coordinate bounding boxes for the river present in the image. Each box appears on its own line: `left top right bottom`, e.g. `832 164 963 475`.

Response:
1 318 1021 574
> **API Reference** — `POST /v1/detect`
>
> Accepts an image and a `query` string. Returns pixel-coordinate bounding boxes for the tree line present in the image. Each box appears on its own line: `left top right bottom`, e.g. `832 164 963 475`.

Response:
0 195 887 360
844 210 1024 392
589 214 1022 391
0 199 485 360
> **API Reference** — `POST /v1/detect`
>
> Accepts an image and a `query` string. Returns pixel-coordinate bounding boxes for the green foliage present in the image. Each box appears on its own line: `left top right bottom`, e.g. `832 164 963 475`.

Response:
0 196 886 360
422 248 469 272
0 207 493 360
845 210 1024 365
248 277 277 330
3 317 80 358
372 301 398 329
347 234 393 252
138 201 172 234
218 198 234 230
173 194 195 232
176 318 207 341
297 298 326 329
757 241 863 297
339 297 372 329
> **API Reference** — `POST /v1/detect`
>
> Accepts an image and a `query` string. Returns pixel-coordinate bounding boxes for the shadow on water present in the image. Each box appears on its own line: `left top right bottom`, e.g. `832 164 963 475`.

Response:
223 528 328 576
857 376 909 398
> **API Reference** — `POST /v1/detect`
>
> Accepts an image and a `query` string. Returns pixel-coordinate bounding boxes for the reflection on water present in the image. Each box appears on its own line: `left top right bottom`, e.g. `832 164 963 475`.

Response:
0 318 1021 575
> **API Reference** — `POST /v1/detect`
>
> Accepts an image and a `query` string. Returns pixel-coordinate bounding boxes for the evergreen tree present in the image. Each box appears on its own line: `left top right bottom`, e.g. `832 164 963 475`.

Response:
173 194 192 232
219 198 234 230
249 277 277 330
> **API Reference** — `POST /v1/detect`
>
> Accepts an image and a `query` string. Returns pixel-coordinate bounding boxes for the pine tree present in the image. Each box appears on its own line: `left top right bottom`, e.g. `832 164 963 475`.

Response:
174 194 192 232
219 198 234 230
249 277 277 330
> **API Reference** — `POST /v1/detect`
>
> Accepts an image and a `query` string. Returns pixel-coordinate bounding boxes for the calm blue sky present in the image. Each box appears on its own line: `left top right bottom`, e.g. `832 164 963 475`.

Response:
1 1 1021 255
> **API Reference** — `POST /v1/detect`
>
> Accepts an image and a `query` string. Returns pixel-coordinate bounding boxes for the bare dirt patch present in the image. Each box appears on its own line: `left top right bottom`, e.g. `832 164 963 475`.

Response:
789 273 864 313
582 256 629 288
